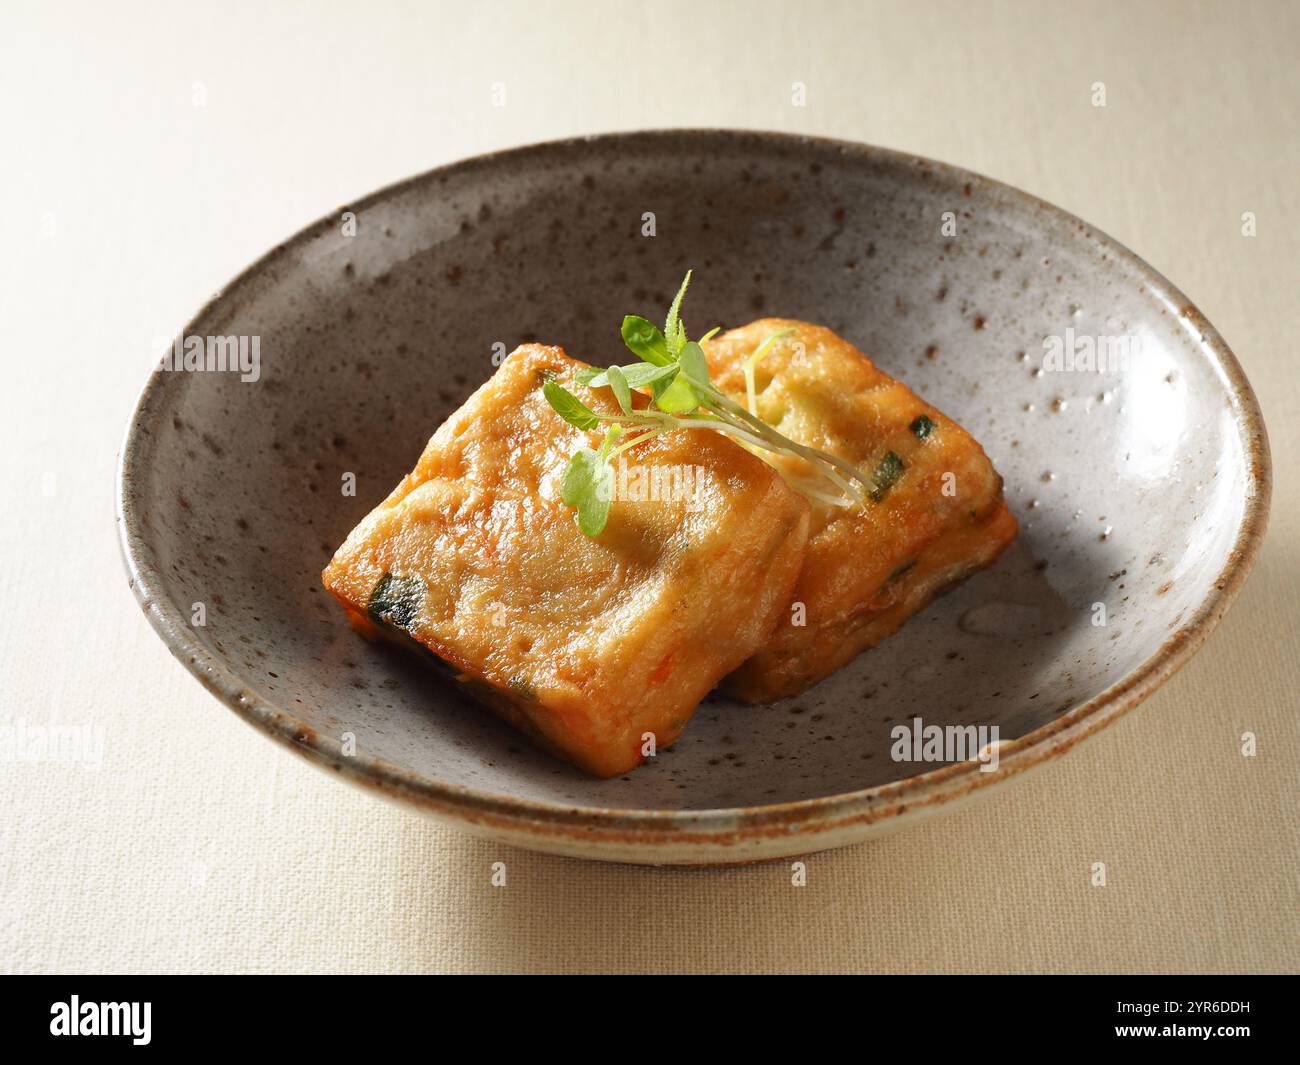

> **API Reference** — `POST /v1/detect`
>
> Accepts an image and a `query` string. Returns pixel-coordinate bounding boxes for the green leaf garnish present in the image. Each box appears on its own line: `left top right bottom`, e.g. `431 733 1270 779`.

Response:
606 364 632 414
560 439 615 536
540 269 877 536
556 425 622 536
579 362 678 390
678 341 711 388
645 365 681 404
653 374 698 412
542 379 601 430
621 316 671 366
663 269 691 357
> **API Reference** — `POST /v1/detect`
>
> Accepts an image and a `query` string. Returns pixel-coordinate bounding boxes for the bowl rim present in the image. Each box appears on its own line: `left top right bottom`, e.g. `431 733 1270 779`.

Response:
116 128 1272 843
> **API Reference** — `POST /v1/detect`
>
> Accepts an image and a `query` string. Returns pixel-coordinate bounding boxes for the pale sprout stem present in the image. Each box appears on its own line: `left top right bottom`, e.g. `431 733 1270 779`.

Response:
700 386 872 499
607 427 665 460
698 406 865 505
739 328 793 417
673 413 861 506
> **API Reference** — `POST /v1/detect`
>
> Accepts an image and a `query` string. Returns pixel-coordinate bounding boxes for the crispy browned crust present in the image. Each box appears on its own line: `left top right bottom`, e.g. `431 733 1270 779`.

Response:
323 344 809 776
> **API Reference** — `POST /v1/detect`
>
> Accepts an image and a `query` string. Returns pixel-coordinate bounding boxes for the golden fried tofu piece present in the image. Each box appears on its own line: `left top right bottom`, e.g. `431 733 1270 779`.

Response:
322 345 809 777
703 320 1018 702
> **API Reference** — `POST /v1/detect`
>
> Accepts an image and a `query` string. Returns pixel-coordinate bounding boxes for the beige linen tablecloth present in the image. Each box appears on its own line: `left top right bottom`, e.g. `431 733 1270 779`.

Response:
1 0 1295 973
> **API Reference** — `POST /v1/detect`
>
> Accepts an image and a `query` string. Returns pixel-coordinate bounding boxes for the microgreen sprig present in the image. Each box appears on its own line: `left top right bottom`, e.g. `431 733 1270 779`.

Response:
544 270 875 535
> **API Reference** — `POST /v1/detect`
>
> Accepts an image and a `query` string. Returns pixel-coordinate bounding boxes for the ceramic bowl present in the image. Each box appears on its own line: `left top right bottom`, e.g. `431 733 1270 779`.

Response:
117 131 1270 864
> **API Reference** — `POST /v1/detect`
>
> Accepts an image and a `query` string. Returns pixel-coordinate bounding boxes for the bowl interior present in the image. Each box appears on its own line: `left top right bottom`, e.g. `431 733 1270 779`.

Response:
123 132 1253 810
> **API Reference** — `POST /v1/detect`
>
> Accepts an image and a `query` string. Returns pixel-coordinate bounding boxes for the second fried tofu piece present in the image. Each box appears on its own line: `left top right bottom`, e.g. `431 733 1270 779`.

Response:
703 320 1018 702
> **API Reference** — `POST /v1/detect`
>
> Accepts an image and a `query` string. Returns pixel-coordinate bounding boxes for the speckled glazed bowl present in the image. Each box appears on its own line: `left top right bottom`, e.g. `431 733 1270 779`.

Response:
117 131 1270 865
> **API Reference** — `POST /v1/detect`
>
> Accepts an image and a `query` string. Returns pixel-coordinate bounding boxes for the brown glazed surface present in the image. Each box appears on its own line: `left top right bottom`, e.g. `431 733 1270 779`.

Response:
703 318 1019 702
116 131 1271 864
320 343 809 778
